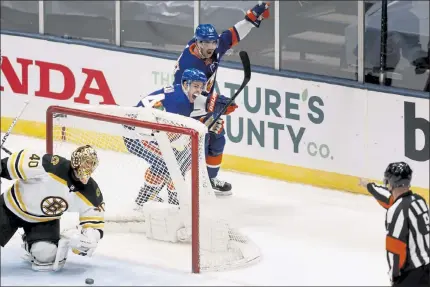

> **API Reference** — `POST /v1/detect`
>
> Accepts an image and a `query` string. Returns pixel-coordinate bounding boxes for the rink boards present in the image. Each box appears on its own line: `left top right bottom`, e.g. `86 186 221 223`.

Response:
1 33 429 201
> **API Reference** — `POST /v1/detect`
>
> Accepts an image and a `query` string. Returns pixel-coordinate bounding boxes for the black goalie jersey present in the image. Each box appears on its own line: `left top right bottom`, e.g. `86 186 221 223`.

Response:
1 149 105 232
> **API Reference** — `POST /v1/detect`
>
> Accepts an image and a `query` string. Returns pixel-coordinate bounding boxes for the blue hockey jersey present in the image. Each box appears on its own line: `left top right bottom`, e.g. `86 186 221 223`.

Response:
173 27 240 95
136 84 194 117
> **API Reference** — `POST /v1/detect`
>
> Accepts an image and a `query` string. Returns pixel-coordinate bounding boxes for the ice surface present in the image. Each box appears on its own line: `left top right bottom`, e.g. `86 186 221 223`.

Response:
1 134 390 286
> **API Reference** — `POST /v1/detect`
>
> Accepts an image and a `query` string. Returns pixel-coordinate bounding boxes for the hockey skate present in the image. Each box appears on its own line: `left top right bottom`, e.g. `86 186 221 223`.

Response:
211 177 232 196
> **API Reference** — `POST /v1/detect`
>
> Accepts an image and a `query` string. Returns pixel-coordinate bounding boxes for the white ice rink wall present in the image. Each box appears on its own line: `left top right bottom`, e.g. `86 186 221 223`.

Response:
1 34 429 201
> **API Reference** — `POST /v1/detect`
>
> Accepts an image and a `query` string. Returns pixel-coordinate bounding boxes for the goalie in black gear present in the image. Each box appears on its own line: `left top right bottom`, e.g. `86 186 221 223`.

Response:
0 145 105 271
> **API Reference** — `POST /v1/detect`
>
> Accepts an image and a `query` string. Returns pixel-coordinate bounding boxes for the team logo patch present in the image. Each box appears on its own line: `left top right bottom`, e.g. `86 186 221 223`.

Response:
41 196 68 216
51 155 60 165
96 188 101 197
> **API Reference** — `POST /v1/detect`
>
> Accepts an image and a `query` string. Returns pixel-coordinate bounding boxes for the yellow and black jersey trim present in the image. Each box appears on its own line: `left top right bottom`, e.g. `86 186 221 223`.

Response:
6 183 61 223
48 172 67 186
9 150 27 180
42 154 72 182
75 192 96 207
79 216 105 229
75 180 104 208
10 181 27 211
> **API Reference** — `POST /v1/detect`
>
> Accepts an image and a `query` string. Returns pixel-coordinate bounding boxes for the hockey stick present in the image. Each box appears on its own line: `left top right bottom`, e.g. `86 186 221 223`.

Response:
207 51 251 130
1 100 30 155
1 146 13 155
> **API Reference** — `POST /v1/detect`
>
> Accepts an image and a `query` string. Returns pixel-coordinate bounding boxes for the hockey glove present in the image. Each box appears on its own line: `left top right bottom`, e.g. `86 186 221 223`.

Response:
206 93 238 116
65 226 101 257
200 115 224 134
245 2 270 28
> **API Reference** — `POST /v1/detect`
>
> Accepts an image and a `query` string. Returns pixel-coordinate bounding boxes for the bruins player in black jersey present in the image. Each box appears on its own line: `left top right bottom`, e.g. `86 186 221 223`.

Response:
361 162 429 286
0 145 105 271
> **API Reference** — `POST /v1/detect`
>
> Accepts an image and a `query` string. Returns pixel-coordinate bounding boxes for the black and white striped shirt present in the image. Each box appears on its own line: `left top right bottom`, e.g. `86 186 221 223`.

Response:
367 184 430 281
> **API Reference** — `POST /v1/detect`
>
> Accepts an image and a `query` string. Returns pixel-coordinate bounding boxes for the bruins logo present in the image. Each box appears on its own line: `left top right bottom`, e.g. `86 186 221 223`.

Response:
51 155 60 165
40 196 68 216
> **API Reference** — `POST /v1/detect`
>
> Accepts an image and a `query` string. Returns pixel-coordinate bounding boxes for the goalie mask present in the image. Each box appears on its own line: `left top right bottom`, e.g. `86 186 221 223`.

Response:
71 145 99 184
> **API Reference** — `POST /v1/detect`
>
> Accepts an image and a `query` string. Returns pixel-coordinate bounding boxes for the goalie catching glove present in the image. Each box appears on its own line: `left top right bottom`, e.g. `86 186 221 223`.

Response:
62 226 101 257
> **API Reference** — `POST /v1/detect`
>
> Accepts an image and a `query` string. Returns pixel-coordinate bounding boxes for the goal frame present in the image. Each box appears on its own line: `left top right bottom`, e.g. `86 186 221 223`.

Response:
46 105 202 273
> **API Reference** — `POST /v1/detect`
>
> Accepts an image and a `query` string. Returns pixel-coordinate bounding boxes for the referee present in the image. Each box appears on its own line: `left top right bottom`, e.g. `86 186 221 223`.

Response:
361 162 429 286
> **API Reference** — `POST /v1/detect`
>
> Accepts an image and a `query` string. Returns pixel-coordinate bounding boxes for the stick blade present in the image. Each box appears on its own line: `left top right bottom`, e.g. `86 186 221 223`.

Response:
239 51 251 81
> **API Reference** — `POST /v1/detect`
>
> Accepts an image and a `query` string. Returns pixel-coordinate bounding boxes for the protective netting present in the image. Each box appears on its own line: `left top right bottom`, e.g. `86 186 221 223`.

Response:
48 104 260 272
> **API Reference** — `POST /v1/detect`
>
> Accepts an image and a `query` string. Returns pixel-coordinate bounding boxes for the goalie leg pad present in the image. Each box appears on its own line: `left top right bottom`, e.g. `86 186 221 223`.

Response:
26 241 62 271
23 239 69 272
30 241 57 263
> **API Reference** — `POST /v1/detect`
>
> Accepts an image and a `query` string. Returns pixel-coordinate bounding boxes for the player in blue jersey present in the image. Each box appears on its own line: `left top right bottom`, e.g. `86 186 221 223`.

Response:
172 2 271 195
123 68 227 210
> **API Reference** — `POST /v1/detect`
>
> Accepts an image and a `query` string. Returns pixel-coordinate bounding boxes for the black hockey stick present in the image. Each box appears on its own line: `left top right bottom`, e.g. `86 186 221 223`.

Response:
207 51 251 130
1 146 12 155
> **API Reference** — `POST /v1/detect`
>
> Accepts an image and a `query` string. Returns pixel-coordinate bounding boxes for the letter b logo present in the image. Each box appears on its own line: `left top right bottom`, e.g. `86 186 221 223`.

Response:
404 101 429 162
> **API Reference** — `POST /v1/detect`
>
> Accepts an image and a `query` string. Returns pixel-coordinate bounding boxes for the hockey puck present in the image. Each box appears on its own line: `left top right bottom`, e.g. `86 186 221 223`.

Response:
85 278 94 285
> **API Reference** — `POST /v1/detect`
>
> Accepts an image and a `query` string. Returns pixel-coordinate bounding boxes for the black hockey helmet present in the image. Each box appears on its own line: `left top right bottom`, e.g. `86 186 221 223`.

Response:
383 162 412 189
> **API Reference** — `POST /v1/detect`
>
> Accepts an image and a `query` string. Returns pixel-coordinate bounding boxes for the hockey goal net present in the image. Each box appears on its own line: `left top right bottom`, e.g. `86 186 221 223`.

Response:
46 104 260 273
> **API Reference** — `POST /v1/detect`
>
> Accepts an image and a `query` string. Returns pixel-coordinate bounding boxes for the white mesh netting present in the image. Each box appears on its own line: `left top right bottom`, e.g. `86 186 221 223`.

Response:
49 104 260 272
